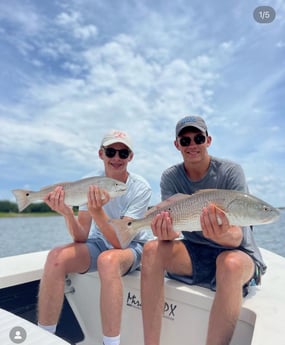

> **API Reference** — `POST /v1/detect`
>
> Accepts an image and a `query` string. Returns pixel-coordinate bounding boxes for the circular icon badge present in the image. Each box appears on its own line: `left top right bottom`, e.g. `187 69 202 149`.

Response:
253 6 276 23
9 326 27 344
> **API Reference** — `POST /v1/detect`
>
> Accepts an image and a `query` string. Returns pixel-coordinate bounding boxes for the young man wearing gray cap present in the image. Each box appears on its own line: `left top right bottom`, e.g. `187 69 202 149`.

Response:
141 116 266 345
37 129 151 345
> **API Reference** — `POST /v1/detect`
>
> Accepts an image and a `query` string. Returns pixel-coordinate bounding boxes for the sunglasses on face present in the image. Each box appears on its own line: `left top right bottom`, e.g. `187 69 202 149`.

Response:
103 147 131 159
179 133 206 146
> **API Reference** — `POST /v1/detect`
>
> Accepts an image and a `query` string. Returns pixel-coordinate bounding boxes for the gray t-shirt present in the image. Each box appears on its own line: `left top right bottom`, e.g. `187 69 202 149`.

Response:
160 156 266 273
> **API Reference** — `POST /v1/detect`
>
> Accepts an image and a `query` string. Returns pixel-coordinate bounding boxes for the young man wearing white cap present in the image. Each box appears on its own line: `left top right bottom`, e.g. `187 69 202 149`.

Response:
38 129 151 345
141 116 266 345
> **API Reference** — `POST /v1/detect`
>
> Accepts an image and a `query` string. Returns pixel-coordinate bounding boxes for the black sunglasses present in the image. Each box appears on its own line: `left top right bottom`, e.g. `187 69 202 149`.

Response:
103 147 131 159
179 133 206 146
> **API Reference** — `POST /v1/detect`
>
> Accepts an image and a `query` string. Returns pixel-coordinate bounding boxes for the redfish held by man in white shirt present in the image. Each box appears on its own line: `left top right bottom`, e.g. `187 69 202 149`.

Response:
12 176 127 212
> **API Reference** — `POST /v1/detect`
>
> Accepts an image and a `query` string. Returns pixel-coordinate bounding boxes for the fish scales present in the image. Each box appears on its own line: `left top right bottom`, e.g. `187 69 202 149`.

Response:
141 189 232 231
12 176 127 212
109 189 280 248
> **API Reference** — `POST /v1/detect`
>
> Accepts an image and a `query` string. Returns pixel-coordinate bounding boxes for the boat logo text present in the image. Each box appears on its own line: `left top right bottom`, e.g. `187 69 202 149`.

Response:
126 290 177 320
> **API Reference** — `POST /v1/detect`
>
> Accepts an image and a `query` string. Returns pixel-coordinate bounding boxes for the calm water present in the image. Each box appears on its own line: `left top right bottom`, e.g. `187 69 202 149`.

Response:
0 211 284 258
0 216 70 258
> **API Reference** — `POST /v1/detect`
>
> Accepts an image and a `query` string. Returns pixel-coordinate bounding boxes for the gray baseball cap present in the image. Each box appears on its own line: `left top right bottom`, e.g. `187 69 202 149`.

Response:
175 115 208 137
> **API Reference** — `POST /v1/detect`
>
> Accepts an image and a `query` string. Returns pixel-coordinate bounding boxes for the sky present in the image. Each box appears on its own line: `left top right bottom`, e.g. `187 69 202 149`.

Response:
0 0 284 207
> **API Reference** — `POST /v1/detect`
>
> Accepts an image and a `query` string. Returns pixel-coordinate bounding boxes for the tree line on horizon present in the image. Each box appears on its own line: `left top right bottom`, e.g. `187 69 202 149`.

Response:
0 200 54 213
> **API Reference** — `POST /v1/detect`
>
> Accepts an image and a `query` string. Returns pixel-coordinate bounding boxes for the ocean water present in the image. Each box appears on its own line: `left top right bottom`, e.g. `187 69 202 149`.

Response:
0 210 284 258
0 216 70 258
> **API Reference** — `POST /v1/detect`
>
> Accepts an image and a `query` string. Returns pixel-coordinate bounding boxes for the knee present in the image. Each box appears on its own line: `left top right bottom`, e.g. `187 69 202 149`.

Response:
45 247 68 273
97 251 119 277
141 240 162 276
142 240 159 262
216 252 244 281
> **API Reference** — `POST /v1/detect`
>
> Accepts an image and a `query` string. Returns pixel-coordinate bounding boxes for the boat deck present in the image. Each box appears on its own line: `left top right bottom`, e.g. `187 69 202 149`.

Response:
1 248 285 344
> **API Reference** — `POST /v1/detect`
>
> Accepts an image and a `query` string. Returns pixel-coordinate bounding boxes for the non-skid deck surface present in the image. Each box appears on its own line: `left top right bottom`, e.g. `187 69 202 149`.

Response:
0 308 70 345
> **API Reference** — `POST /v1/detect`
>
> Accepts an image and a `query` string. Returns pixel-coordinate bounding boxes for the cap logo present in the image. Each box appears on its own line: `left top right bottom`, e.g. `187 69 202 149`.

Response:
113 130 127 138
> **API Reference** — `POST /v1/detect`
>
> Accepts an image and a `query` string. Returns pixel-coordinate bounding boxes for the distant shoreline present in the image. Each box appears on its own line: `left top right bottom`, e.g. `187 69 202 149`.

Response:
0 212 60 218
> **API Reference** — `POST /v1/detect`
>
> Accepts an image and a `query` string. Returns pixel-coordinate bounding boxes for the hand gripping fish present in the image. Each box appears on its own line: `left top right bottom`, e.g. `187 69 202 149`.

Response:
109 189 280 249
12 176 127 212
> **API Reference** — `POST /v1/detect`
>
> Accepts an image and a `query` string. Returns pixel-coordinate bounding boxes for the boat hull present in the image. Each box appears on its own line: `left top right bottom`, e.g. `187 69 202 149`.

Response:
65 269 256 345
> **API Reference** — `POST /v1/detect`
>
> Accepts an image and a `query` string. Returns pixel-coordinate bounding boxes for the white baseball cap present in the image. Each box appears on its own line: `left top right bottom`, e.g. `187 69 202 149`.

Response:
101 129 133 151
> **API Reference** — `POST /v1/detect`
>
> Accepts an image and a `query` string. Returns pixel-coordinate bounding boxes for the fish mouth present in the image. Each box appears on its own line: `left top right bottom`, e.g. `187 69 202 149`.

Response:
117 186 127 193
262 212 280 223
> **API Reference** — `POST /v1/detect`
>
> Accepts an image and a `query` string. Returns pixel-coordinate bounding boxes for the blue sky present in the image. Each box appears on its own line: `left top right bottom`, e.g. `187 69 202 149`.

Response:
0 0 284 207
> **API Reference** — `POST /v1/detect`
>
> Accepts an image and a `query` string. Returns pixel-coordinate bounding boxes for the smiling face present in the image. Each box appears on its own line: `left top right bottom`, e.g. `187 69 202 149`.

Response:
174 127 212 165
99 142 133 181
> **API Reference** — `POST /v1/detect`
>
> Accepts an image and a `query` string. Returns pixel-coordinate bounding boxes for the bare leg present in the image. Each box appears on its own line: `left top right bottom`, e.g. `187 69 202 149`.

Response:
38 242 90 326
97 249 134 337
206 250 255 345
141 240 192 345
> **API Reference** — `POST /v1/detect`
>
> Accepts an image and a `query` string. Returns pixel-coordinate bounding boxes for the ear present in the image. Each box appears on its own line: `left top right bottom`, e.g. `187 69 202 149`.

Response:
206 135 212 147
174 139 180 151
128 151 134 162
98 148 104 160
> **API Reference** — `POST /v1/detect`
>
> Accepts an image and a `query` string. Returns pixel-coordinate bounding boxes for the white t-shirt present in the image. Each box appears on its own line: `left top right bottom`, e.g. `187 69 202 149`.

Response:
79 170 152 246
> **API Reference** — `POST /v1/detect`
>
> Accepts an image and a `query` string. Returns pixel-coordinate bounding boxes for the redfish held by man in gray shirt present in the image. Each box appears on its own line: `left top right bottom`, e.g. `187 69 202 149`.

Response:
110 189 280 249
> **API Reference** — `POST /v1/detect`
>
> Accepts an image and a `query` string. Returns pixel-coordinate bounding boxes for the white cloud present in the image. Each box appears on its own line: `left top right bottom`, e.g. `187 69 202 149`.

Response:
0 0 284 207
56 10 98 40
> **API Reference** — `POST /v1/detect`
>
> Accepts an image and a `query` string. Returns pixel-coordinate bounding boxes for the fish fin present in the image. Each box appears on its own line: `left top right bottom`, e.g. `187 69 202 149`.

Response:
192 189 219 195
109 219 137 249
39 182 69 191
214 204 226 214
145 193 190 216
11 189 32 212
166 193 191 201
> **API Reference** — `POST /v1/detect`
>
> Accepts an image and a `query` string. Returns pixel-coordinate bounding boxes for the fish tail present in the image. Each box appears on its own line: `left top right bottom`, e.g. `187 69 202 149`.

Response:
11 189 31 212
109 219 138 249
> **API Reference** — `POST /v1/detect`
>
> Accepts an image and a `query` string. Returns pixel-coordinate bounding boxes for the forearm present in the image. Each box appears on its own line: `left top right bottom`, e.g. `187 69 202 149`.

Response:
90 208 122 248
44 187 90 242
64 209 89 242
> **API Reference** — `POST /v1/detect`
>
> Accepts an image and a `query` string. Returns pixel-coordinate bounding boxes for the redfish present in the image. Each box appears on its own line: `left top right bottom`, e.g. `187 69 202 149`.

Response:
110 189 280 248
12 176 127 212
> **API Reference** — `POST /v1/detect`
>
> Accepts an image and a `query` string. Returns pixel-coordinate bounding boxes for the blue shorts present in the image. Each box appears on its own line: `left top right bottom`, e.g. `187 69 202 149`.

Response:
167 240 260 297
85 237 143 274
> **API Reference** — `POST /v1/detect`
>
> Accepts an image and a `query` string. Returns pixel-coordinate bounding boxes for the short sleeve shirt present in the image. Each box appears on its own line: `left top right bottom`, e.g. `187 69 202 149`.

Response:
80 170 152 246
160 156 266 273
